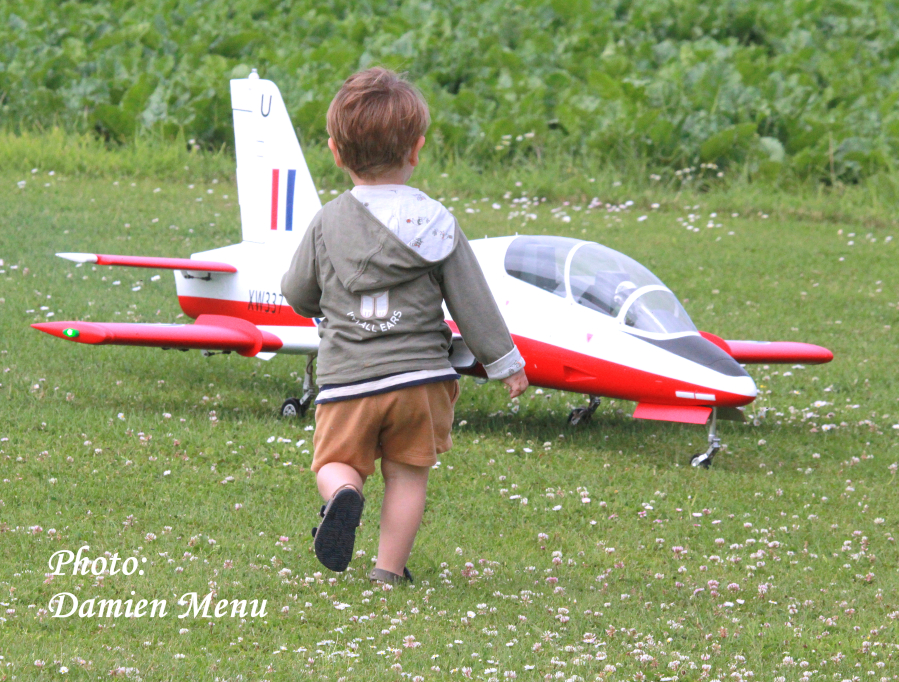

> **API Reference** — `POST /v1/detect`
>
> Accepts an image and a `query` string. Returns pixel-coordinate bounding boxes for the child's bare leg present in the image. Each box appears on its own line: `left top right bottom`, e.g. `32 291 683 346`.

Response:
316 462 365 499
376 460 429 575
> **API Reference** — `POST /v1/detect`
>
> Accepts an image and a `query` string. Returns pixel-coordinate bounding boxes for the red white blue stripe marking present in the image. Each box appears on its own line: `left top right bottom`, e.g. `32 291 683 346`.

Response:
270 169 279 230
270 169 298 231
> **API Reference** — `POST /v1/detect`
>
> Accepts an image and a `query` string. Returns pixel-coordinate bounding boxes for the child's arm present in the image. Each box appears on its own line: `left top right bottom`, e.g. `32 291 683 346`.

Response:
280 215 324 318
437 227 527 393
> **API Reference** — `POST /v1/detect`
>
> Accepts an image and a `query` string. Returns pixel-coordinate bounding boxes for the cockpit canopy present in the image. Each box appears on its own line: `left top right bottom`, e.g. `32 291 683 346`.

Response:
504 236 696 335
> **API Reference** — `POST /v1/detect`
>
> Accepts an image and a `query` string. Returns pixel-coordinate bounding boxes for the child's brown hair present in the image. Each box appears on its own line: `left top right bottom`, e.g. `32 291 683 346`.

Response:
326 67 430 180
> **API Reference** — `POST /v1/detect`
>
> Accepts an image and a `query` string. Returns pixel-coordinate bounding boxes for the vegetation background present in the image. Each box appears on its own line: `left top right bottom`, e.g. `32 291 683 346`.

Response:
4 0 899 186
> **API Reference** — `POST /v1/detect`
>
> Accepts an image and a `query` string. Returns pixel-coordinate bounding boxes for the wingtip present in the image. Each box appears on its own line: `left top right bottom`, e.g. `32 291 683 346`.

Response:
726 340 835 365
56 252 98 264
31 321 106 343
32 321 68 339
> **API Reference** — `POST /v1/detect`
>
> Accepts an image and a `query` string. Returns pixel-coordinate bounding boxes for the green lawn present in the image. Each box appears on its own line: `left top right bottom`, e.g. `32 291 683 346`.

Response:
0 167 897 680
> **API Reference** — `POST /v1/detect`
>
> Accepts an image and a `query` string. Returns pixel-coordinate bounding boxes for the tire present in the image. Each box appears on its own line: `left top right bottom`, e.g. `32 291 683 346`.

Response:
690 452 713 469
281 398 302 418
567 407 590 426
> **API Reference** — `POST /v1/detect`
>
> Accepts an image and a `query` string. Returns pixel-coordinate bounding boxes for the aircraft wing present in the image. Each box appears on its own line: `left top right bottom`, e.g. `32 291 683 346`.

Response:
32 315 318 357
722 340 833 364
56 252 237 273
700 332 833 365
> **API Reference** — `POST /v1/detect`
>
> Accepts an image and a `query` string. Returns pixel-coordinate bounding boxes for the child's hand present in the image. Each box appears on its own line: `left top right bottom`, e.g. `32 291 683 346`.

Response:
501 368 529 399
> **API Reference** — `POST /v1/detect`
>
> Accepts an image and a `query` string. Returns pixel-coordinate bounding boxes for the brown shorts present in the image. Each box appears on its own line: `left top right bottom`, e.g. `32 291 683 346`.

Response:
311 380 460 477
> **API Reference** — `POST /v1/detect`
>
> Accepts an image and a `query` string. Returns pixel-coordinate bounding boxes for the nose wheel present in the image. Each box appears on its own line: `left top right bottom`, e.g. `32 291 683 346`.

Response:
690 408 720 468
568 395 601 426
281 355 316 419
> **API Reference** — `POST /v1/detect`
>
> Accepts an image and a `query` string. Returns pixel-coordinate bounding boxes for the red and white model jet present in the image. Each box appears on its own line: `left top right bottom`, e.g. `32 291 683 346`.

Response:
33 71 833 467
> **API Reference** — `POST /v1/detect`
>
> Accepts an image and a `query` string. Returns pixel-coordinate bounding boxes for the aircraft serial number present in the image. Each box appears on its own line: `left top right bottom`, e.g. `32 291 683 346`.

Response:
248 289 284 314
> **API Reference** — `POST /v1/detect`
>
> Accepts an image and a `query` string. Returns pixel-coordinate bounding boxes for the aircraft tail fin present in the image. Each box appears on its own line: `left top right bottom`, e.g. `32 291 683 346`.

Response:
230 71 322 244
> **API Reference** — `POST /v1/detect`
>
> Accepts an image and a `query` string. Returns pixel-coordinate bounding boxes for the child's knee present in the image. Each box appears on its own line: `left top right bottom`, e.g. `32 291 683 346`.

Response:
316 461 367 488
381 459 430 482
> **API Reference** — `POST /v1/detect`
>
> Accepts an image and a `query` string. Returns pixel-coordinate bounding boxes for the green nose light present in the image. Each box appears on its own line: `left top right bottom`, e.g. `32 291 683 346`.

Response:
63 328 79 339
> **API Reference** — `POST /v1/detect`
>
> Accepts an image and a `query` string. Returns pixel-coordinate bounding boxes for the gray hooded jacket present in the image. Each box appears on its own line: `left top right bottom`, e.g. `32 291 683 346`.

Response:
280 190 523 386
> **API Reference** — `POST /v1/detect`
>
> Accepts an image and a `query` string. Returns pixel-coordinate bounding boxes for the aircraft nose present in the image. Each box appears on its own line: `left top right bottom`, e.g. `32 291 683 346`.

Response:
635 334 751 379
662 335 758 403
704 350 750 378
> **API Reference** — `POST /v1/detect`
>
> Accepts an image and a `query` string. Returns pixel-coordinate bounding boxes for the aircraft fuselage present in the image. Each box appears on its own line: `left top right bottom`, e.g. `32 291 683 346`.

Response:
177 235 758 409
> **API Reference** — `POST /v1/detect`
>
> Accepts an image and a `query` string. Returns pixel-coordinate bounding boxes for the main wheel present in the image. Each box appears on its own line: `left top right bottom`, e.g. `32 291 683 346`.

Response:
690 452 713 469
281 398 303 418
567 407 592 426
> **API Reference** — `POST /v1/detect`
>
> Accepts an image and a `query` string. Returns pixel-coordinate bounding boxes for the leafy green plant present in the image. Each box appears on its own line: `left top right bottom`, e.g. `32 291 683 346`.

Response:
4 0 899 181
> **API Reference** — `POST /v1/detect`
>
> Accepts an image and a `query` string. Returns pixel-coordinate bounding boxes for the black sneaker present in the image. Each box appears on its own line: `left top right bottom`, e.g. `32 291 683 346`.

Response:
313 486 364 572
311 505 327 538
368 567 414 584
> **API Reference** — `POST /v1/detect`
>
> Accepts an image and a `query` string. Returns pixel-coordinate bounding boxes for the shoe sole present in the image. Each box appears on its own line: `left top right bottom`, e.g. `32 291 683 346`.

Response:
314 488 364 572
368 566 414 584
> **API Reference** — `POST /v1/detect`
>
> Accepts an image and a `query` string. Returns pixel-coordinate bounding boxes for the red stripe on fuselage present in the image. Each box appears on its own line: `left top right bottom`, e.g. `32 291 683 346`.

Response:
178 296 316 327
270 169 280 230
511 334 754 407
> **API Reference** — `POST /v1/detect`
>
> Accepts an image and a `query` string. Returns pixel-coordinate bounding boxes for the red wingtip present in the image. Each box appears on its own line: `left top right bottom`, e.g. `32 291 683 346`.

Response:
32 322 71 339
725 340 834 365
32 321 109 344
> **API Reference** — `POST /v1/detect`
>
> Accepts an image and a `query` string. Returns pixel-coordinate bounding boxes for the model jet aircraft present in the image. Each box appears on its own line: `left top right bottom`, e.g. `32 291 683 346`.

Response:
33 71 833 468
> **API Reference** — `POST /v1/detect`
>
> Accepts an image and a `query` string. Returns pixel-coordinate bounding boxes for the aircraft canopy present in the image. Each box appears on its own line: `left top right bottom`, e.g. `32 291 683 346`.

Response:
504 236 696 335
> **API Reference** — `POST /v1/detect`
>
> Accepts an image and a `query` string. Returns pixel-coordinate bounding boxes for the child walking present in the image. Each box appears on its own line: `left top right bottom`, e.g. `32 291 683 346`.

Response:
281 67 528 584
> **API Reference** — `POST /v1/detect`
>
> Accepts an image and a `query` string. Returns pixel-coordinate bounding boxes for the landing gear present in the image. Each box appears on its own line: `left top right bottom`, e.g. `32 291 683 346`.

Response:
690 407 721 469
281 397 305 417
568 395 601 426
280 355 316 418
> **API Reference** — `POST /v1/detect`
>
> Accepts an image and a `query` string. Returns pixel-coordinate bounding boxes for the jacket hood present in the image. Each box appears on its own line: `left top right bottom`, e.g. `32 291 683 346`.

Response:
321 191 458 294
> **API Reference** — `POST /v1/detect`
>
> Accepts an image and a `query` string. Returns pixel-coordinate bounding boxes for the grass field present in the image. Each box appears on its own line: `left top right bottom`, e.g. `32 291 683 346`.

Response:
1 162 898 680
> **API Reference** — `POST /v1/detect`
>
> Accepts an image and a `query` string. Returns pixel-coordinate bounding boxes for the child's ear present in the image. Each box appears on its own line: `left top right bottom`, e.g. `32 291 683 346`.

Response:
327 138 343 168
409 136 426 167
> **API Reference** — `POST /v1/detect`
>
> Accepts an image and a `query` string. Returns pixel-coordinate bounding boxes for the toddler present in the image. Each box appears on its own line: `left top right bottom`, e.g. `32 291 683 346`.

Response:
281 67 528 584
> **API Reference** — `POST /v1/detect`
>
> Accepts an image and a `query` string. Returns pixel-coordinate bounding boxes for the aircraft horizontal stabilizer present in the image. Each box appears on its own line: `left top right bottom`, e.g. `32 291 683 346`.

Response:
634 403 712 425
56 253 237 273
724 340 833 365
32 315 282 357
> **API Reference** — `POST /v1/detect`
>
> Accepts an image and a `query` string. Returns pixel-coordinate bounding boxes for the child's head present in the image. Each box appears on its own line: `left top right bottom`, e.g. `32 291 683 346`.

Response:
326 67 430 181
